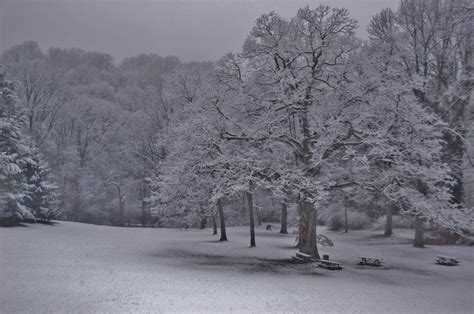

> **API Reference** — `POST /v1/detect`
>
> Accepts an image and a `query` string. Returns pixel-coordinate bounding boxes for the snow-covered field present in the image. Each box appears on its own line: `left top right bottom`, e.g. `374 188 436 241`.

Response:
1 222 473 313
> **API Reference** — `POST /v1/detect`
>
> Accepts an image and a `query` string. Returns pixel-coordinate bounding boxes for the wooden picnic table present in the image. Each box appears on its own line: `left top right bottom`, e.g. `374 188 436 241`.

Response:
436 255 459 266
292 252 314 264
358 256 384 267
316 259 342 270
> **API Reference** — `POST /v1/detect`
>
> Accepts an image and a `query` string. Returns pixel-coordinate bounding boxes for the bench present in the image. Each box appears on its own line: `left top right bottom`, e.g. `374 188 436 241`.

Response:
316 259 342 270
358 257 384 267
292 252 314 263
435 255 459 266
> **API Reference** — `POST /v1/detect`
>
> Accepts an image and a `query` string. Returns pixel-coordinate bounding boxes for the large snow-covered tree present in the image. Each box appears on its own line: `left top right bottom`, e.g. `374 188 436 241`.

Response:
369 0 474 207
336 44 470 246
364 1 473 244
214 6 359 257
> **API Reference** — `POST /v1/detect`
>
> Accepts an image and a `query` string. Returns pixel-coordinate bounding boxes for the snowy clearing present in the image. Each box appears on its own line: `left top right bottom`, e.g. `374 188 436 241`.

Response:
1 221 473 313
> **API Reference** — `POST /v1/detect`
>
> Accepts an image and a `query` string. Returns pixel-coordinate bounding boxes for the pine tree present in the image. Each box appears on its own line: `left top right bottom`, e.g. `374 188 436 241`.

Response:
0 70 58 224
23 149 59 222
0 70 34 222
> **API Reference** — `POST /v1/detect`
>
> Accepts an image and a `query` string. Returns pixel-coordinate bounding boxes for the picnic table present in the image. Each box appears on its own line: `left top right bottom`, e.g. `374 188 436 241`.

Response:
316 259 342 270
292 252 314 263
435 255 459 266
358 257 384 267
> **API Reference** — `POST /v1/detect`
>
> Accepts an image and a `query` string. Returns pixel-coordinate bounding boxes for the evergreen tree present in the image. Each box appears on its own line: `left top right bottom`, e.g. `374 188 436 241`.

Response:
0 70 58 223
0 70 34 222
23 148 59 222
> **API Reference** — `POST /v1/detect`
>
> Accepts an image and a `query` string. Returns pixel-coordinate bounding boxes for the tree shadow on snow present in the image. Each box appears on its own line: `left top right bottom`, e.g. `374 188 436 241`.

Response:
151 248 326 276
0 220 58 227
0 222 28 228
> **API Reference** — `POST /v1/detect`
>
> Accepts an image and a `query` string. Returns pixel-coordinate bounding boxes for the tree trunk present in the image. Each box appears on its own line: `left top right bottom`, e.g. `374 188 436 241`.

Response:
296 200 303 249
414 216 425 248
344 207 348 233
297 95 320 259
212 215 218 235
280 202 288 234
298 200 320 259
246 191 256 247
218 199 228 241
384 203 394 237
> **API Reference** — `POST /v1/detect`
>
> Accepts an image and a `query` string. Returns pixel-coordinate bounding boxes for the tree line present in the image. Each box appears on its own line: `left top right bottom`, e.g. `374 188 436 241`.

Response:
1 0 472 254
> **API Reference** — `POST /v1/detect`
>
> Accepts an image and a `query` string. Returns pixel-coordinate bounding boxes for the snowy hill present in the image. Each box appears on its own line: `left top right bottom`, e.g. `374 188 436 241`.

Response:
1 222 473 313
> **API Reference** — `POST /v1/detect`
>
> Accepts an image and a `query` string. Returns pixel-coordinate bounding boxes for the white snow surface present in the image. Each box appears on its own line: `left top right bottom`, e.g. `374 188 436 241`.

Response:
1 221 473 313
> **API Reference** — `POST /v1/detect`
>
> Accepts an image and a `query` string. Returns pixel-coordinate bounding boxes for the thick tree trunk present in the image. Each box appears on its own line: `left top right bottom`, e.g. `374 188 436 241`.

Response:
297 96 320 259
384 203 394 237
218 199 228 241
414 216 425 248
280 202 288 234
212 215 218 235
246 191 256 247
298 200 320 259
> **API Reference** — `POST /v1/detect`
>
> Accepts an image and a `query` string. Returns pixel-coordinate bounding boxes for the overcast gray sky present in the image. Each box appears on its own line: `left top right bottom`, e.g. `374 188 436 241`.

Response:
1 0 397 62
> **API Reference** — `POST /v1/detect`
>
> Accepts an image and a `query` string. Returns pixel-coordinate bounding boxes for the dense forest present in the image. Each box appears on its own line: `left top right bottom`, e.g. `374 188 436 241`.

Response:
1 0 473 257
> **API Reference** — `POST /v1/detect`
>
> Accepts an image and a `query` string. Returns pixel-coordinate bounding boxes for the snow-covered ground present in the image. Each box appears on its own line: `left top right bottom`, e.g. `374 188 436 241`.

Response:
1 222 473 313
